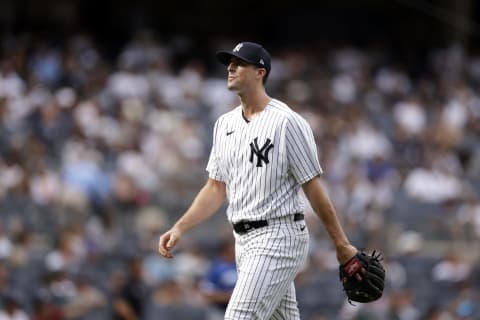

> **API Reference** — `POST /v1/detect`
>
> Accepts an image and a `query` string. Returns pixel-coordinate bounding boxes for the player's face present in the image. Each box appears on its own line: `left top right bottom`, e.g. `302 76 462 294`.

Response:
226 57 260 91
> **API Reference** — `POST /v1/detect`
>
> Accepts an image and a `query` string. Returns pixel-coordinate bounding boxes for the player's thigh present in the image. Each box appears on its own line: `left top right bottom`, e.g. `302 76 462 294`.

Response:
225 236 308 319
225 256 292 319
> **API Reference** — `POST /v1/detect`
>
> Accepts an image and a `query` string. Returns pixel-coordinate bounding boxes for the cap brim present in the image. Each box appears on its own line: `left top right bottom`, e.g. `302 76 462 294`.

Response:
216 51 236 66
216 51 258 67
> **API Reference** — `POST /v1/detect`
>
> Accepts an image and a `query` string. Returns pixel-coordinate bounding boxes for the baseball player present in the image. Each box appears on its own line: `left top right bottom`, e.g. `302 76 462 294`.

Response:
159 41 359 319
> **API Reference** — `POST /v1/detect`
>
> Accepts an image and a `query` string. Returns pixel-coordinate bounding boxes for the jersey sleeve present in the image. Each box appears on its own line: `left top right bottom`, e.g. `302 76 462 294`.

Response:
285 115 323 184
206 120 225 182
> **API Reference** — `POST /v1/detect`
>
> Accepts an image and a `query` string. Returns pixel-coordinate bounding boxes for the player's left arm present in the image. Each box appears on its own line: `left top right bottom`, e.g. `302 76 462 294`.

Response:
302 176 357 264
285 114 357 264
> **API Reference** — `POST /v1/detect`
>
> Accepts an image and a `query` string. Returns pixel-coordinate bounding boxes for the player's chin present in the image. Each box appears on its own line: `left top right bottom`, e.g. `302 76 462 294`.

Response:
227 82 239 91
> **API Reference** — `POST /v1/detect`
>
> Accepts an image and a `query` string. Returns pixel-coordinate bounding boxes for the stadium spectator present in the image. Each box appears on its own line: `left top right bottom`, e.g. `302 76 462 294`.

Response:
0 31 479 318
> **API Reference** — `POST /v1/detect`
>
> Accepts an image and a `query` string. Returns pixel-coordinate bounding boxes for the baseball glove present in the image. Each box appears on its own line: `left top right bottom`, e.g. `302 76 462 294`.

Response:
339 250 385 304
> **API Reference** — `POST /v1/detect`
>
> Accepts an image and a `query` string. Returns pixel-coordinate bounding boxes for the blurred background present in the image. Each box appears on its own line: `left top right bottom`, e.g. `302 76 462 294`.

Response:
0 0 480 319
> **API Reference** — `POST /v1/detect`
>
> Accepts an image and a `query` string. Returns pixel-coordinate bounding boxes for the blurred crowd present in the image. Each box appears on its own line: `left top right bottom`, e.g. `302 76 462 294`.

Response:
0 30 479 319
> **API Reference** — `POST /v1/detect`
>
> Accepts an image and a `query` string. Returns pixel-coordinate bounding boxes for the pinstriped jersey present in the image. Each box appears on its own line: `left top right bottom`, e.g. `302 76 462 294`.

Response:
206 98 323 224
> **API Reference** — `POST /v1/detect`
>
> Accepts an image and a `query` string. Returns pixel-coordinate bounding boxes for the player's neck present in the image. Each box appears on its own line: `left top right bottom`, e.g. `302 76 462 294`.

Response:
239 89 271 120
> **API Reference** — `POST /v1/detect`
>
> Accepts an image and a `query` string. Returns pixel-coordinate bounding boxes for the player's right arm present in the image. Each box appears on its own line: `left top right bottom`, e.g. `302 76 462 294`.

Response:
158 178 226 258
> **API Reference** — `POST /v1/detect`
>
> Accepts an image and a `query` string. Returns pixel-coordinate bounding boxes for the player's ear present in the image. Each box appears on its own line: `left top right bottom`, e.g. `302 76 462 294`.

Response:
257 68 267 80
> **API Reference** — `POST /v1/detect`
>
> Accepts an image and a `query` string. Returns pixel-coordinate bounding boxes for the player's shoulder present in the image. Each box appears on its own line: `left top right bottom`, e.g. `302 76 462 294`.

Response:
214 105 241 126
220 105 241 119
269 99 309 125
268 99 294 117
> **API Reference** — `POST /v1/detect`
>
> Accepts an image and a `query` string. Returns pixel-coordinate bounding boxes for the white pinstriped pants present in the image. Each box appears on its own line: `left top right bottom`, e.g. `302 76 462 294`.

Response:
225 216 309 320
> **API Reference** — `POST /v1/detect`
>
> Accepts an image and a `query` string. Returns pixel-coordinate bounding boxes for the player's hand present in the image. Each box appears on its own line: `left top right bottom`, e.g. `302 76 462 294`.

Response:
158 227 182 259
336 243 366 281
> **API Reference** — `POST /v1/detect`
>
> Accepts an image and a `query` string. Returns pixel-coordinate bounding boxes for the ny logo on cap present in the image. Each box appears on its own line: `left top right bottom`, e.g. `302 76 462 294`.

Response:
233 43 243 52
259 59 264 65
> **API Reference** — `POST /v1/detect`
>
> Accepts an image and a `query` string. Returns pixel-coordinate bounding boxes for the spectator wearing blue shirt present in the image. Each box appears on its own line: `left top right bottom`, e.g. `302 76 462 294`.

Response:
200 239 237 311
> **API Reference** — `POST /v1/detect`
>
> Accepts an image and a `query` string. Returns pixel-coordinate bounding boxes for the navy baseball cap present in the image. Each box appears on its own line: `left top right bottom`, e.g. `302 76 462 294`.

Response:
216 42 271 76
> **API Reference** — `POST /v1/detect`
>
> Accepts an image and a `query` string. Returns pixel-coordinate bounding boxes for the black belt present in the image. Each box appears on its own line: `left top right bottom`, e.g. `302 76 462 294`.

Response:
233 213 304 235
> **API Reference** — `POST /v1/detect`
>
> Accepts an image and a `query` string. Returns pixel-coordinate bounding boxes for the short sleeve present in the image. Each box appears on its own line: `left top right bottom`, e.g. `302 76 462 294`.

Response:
285 115 323 184
206 120 225 182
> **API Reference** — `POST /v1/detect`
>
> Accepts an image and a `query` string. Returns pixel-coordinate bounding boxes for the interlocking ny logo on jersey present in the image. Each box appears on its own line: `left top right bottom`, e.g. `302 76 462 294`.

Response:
249 137 274 167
